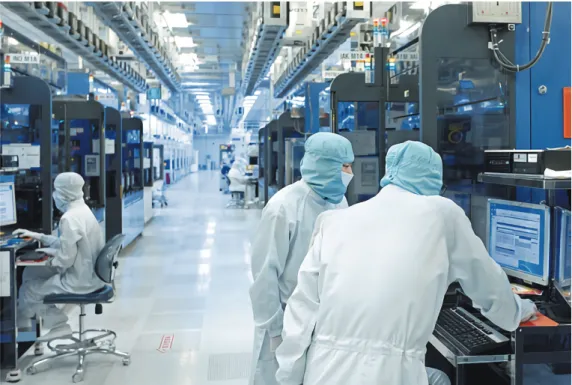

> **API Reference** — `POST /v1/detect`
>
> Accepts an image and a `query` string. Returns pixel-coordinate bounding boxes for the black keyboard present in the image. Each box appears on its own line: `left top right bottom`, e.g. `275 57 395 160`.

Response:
434 307 509 355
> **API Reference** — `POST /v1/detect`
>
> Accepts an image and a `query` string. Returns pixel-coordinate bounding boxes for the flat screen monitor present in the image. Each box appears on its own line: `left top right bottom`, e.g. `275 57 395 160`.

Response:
0 182 17 226
557 208 571 287
487 199 550 286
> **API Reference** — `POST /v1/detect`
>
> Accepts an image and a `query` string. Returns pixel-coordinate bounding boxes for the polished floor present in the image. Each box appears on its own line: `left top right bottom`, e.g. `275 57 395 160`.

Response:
11 171 260 384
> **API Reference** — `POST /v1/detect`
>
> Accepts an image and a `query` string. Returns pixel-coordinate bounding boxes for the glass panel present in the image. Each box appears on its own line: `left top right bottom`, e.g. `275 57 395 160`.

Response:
435 57 510 186
337 102 356 131
0 104 44 229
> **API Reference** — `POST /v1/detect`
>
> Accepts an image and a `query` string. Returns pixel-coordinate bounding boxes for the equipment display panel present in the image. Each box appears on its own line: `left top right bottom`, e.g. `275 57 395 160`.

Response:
0 182 17 226
487 199 550 286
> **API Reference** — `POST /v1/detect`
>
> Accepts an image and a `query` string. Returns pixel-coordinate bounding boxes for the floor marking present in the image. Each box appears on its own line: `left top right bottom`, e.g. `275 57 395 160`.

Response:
157 334 175 353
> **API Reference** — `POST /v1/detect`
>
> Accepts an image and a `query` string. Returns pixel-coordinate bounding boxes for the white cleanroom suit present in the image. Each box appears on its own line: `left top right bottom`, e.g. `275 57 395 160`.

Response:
15 172 105 340
249 133 354 385
276 141 536 385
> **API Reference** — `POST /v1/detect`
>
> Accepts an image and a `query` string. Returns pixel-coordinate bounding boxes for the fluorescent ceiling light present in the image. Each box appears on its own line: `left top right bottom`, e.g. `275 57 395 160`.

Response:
192 91 209 95
174 36 197 48
164 11 190 29
206 115 217 125
196 95 210 100
182 82 212 87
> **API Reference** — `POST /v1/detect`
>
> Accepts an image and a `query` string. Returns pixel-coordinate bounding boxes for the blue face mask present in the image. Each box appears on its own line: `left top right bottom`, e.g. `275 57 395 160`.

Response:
380 141 443 196
300 133 355 204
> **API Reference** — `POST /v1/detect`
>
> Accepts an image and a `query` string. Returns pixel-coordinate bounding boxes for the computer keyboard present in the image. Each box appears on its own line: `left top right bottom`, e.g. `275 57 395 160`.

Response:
434 307 509 355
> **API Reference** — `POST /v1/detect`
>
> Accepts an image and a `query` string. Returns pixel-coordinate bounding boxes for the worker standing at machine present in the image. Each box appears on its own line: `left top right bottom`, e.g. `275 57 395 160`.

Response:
14 172 105 341
274 141 537 385
249 132 354 385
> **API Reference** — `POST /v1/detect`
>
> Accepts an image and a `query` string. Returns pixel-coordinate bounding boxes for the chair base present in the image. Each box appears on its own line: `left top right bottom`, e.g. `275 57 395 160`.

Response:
27 329 130 382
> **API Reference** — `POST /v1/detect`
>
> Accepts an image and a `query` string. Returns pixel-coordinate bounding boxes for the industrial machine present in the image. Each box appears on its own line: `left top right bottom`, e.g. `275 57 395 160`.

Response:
0 76 55 235
261 119 280 204
0 75 55 380
107 117 144 247
330 46 418 205
103 106 122 242
143 141 153 223
276 110 306 190
52 97 107 237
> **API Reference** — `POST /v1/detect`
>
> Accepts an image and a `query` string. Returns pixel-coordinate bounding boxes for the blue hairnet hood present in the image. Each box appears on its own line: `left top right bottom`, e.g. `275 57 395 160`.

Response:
380 141 443 196
300 133 354 204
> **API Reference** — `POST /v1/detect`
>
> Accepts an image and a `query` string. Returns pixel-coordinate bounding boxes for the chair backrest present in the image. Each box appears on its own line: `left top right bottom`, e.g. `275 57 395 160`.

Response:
95 234 125 284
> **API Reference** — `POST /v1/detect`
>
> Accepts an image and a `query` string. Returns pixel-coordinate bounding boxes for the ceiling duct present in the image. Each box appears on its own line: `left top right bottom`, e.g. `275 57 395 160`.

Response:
274 1 371 98
242 2 289 96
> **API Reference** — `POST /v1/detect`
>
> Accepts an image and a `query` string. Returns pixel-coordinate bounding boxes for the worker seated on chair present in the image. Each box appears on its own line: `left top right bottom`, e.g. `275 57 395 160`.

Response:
13 172 105 341
228 158 248 194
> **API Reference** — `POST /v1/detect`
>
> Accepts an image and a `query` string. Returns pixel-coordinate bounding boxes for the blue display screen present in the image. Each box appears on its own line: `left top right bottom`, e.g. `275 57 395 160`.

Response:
1 104 30 129
488 200 549 282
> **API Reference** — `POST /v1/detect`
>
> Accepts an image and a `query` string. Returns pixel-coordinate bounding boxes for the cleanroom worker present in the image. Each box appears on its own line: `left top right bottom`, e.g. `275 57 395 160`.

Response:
249 132 355 385
275 141 537 385
14 172 105 341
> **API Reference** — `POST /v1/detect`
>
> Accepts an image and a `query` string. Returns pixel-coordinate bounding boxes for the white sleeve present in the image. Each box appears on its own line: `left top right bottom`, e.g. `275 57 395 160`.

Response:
276 217 323 385
446 202 524 331
249 205 291 337
40 234 61 248
50 216 81 271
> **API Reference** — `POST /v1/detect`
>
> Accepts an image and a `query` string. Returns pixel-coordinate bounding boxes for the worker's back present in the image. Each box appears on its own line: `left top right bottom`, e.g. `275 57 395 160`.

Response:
307 184 453 384
59 200 105 294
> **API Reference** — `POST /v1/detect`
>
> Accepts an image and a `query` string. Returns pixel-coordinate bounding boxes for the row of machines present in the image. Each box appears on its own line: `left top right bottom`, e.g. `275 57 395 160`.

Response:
0 75 147 246
0 75 149 375
326 3 570 384
258 110 307 205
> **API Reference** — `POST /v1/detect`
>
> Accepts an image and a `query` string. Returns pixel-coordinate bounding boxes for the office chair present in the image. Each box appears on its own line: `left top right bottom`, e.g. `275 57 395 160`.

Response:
227 174 245 209
26 234 130 383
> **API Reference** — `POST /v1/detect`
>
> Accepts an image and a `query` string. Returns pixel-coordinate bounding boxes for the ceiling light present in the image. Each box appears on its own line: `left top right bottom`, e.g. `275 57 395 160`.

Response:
196 95 210 100
206 115 217 125
164 11 190 29
254 90 262 96
174 36 197 48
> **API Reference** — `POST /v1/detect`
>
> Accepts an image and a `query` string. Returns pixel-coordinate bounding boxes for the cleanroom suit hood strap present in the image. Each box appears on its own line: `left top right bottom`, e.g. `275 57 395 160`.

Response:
380 141 443 196
300 132 354 204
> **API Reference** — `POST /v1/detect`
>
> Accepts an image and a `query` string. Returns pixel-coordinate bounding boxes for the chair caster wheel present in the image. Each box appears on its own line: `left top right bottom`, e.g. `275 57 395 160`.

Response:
26 365 38 375
72 372 84 383
122 357 131 366
34 343 44 356
6 369 22 382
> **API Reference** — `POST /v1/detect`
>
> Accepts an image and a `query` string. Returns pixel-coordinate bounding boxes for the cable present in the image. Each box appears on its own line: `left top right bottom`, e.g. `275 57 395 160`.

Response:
489 2 553 72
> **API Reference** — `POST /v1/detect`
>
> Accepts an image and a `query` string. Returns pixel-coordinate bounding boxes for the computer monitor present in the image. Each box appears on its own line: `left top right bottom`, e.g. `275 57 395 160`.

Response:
487 199 550 286
557 208 571 287
0 182 17 227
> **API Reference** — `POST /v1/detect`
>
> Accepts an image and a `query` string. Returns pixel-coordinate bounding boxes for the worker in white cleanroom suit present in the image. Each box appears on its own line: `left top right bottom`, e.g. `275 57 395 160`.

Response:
14 172 105 341
249 132 354 385
276 141 537 385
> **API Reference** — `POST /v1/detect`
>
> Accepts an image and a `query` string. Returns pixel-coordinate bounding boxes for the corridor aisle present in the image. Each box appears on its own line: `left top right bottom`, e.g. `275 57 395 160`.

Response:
12 172 260 385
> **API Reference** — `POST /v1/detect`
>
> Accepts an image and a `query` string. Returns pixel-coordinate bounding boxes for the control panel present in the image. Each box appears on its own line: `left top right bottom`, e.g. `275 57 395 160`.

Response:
469 1 522 24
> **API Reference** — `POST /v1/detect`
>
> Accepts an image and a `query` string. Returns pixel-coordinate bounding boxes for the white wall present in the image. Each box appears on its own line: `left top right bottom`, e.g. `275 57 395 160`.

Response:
193 134 230 169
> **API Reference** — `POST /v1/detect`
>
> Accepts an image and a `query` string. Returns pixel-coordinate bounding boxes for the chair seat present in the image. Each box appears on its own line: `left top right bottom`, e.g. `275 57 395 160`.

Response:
44 285 114 305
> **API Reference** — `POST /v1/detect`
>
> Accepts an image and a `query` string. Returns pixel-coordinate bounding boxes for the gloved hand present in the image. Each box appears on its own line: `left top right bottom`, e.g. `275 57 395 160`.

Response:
520 299 538 322
13 229 42 240
270 336 283 352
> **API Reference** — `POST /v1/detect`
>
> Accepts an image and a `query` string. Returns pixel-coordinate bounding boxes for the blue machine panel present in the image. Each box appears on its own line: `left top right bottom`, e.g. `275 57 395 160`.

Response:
487 199 550 286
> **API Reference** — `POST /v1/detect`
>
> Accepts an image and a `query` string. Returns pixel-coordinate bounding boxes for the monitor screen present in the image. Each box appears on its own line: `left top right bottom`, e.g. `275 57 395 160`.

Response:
487 199 550 286
0 182 17 226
